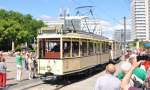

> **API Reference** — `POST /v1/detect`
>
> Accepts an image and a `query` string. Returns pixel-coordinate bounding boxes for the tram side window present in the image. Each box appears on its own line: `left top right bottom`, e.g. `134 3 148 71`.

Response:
102 42 105 53
97 43 100 54
80 42 87 56
105 43 111 53
63 41 71 57
72 42 79 57
94 43 96 54
105 43 108 53
88 42 93 55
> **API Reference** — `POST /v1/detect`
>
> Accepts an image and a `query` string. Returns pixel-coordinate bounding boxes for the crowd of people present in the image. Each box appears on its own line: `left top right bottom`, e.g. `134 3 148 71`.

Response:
0 50 38 89
94 48 150 90
16 51 38 81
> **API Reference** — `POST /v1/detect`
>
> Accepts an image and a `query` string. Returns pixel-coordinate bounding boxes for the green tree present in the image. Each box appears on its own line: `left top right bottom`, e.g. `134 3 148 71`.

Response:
0 9 45 51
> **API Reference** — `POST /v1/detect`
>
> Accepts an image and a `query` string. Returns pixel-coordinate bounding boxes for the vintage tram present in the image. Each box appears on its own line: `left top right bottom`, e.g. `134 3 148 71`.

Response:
37 16 122 79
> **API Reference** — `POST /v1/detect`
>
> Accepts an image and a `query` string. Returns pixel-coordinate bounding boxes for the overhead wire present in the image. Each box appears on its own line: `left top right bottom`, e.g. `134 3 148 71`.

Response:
71 0 132 34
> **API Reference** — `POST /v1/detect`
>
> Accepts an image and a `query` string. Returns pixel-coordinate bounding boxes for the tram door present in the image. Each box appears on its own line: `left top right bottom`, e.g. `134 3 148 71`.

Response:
39 39 45 59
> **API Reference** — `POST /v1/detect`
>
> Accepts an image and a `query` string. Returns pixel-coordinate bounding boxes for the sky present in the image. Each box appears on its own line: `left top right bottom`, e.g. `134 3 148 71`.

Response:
0 0 131 38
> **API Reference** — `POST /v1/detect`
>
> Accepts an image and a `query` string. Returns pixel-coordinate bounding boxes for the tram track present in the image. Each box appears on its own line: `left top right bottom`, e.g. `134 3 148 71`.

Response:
40 64 107 90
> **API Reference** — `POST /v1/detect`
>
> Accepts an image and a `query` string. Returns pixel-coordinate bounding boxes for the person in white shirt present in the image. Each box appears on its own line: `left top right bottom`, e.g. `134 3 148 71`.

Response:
94 64 121 90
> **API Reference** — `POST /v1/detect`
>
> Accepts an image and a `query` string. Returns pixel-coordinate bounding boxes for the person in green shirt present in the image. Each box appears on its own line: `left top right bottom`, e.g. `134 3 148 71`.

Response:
16 51 23 81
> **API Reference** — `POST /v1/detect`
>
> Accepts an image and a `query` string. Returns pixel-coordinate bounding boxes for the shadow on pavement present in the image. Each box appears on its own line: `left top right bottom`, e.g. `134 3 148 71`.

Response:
43 64 107 90
7 83 17 87
7 78 15 80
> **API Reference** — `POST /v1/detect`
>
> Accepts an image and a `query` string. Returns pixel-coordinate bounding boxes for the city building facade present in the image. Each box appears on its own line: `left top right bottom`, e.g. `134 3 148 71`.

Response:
113 29 131 42
131 0 149 40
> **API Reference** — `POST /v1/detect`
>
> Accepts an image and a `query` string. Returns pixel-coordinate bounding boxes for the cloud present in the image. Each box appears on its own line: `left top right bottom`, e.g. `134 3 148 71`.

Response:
37 15 52 20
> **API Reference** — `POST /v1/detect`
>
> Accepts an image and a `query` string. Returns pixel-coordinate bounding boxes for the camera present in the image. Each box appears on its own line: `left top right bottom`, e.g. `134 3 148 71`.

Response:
136 55 150 61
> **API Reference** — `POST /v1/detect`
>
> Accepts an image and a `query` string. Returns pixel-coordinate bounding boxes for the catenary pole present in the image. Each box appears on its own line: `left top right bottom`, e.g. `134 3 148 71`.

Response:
124 16 126 53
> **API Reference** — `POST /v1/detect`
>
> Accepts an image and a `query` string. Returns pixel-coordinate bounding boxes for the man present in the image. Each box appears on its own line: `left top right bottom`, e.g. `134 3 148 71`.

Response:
94 64 121 90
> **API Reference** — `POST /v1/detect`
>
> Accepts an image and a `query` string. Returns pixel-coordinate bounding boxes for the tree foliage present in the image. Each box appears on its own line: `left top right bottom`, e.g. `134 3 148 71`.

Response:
0 9 45 51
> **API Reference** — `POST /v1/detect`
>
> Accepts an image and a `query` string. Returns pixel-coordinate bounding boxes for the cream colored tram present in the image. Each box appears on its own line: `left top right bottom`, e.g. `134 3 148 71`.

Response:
37 29 111 77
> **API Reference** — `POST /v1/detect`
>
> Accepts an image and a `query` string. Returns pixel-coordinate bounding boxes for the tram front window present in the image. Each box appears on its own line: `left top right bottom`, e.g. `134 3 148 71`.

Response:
39 38 60 59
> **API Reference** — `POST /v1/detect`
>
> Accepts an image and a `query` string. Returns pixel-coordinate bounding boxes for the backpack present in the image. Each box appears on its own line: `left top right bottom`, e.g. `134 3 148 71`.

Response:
132 77 145 89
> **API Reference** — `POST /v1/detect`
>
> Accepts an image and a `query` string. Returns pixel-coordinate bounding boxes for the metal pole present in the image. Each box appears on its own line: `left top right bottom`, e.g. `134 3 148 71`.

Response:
124 16 126 53
121 30 123 51
63 9 66 31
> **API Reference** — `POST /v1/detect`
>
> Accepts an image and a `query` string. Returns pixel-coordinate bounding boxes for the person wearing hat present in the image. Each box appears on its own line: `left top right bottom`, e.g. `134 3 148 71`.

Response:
121 60 146 90
132 67 146 88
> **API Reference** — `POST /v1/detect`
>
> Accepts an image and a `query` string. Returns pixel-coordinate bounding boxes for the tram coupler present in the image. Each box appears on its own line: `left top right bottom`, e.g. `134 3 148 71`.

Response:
39 72 54 81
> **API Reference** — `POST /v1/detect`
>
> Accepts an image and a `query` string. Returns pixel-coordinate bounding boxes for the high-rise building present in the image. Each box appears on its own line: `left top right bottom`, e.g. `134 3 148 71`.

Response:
131 0 149 40
113 29 131 42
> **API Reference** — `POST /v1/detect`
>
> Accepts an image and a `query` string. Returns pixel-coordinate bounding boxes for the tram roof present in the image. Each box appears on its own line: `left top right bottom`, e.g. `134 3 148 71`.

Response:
37 32 109 41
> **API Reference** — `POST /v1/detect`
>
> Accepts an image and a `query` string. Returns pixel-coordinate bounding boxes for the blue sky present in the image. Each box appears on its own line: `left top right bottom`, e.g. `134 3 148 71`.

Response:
0 0 131 38
0 0 130 23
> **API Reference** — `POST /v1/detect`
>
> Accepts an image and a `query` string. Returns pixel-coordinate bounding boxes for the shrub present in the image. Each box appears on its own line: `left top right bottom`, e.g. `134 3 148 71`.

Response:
15 45 21 51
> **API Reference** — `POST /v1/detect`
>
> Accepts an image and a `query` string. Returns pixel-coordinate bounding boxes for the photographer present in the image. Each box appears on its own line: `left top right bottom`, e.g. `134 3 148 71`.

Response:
121 61 141 90
136 54 150 71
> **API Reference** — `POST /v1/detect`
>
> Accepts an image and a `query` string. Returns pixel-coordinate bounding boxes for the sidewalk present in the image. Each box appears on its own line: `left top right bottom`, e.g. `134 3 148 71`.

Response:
4 56 40 90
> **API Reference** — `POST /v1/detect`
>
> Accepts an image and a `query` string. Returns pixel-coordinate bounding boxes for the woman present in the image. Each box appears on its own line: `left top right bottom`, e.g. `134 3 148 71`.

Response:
0 52 7 88
27 53 34 80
